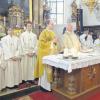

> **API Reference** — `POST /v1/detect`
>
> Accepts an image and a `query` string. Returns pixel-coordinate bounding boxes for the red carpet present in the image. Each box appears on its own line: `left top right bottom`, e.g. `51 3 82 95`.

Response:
18 83 32 90
87 92 100 100
16 90 100 100
29 91 59 100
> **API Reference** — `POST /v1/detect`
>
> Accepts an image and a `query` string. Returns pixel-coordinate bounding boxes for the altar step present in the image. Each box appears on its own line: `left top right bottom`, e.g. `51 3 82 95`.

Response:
0 85 40 100
1 86 100 100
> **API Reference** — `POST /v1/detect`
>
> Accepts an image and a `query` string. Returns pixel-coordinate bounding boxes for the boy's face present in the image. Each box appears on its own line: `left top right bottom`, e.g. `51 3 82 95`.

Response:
8 28 13 35
27 23 32 31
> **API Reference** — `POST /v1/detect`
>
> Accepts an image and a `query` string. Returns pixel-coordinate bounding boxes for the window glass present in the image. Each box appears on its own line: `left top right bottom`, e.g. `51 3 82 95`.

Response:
47 0 64 24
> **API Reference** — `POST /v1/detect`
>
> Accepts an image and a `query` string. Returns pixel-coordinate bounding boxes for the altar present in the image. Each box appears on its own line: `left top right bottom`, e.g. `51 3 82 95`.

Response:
43 50 100 100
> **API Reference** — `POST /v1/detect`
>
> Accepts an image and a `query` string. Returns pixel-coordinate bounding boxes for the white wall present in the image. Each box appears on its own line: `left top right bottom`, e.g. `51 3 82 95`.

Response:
82 4 100 26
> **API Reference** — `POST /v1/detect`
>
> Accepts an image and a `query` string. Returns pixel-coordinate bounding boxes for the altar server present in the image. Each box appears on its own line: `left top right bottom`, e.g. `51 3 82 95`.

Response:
1 28 22 88
0 41 6 91
20 21 37 82
34 19 57 91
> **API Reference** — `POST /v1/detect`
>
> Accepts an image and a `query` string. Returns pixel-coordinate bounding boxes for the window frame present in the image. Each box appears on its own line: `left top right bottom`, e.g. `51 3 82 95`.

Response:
47 0 64 24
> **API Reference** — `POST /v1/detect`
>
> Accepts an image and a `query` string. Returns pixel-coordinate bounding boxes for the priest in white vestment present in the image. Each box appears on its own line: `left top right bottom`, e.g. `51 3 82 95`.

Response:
20 21 37 82
0 41 6 91
1 28 22 88
63 23 81 53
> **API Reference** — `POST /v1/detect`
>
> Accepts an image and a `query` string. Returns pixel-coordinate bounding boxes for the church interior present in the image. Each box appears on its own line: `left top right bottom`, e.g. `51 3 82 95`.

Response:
0 0 100 100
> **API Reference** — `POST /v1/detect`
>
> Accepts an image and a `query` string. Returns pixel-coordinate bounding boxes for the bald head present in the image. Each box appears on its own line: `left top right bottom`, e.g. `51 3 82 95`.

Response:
66 23 73 32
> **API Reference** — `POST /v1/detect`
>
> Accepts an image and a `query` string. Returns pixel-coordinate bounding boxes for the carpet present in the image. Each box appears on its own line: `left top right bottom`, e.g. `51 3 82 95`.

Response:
18 82 38 90
14 90 100 100
87 92 100 100
29 91 59 100
17 91 59 100
17 96 32 100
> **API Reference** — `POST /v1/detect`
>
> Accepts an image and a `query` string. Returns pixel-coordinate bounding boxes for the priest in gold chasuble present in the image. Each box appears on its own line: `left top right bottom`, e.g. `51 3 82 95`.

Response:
34 19 58 91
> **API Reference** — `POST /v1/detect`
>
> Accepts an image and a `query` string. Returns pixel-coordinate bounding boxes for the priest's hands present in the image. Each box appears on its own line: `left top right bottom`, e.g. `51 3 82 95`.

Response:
52 37 58 45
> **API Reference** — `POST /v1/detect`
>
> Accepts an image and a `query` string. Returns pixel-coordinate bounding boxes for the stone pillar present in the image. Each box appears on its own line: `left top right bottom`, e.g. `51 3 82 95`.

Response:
39 0 43 25
33 0 43 25
33 0 39 24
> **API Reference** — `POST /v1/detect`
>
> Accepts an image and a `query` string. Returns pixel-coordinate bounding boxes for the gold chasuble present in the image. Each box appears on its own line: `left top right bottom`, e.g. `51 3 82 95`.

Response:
63 32 81 52
34 28 56 82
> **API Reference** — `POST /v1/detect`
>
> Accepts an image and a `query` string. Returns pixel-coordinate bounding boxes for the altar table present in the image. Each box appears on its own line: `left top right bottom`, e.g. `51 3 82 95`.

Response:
43 51 100 100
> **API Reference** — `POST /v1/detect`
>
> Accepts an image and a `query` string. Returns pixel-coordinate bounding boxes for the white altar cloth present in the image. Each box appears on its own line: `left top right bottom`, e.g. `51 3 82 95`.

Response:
43 51 100 73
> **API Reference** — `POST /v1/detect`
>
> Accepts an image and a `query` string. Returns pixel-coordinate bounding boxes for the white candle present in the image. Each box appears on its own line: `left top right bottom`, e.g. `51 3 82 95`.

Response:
64 48 68 57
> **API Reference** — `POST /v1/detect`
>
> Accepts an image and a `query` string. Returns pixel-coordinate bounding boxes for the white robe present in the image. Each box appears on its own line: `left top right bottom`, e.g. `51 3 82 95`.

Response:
20 31 37 81
1 35 22 87
0 42 6 90
38 69 51 91
94 39 100 47
80 34 94 48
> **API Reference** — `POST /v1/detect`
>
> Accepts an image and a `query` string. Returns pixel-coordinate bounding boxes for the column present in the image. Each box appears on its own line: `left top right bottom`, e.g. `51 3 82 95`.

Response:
29 0 33 22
